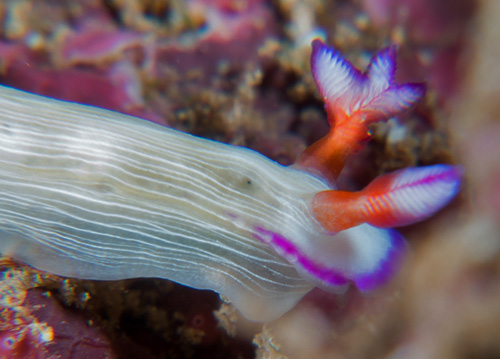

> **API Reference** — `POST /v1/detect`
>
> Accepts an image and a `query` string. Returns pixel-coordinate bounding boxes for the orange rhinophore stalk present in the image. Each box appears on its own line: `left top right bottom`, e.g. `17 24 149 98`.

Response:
296 40 426 180
311 165 462 233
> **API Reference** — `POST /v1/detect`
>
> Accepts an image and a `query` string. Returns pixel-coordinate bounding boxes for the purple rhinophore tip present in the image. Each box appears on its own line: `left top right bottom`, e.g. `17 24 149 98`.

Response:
310 39 426 120
376 164 463 227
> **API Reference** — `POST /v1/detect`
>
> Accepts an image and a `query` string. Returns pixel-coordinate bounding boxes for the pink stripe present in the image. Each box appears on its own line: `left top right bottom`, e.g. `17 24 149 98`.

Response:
253 227 347 286
254 227 407 292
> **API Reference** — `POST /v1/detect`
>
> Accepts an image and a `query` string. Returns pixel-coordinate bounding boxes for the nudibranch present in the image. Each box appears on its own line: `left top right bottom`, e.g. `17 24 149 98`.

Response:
0 40 460 322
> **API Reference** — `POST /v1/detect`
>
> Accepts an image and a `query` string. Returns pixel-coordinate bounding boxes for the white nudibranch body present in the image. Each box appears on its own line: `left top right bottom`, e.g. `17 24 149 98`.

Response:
0 41 461 322
0 86 401 321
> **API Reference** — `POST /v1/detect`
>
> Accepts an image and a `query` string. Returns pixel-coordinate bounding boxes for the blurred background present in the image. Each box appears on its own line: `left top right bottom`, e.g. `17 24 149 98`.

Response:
0 1 499 358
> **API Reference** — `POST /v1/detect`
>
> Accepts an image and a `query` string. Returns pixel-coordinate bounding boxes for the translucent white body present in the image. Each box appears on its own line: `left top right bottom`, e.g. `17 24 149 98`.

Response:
0 86 397 321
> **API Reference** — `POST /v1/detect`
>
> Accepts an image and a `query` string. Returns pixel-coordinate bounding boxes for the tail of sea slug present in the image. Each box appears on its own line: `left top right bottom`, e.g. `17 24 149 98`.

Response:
296 39 426 179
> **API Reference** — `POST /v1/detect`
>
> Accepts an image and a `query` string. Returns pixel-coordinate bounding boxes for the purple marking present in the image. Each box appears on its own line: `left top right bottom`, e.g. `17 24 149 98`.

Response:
269 234 297 257
412 164 463 197
352 229 407 291
311 39 426 118
225 212 239 219
253 227 348 286
254 226 408 292
311 39 365 94
394 164 462 192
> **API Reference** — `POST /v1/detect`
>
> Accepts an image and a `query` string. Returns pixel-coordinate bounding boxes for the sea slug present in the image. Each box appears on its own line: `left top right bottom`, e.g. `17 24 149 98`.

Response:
0 40 461 321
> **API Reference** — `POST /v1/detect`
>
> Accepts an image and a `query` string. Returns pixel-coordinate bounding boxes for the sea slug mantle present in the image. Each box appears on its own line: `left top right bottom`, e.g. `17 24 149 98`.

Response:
0 40 461 322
